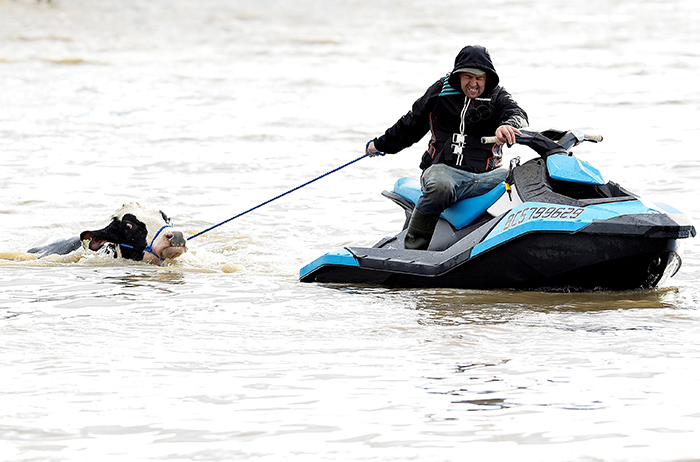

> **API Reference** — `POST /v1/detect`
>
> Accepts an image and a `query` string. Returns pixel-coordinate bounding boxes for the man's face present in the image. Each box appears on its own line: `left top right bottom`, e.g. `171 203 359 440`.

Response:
459 72 487 98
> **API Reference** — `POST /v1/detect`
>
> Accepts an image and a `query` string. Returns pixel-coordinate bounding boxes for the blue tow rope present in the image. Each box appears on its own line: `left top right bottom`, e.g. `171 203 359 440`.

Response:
188 146 384 241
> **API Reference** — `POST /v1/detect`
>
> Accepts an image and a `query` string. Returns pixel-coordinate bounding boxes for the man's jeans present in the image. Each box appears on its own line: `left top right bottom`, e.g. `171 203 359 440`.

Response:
415 163 507 216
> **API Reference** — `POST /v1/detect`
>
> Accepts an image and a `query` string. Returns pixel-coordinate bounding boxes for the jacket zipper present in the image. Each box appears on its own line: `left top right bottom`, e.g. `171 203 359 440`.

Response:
455 97 470 166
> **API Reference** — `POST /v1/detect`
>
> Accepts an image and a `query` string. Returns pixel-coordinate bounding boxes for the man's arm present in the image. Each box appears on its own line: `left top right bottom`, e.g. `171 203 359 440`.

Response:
494 87 528 145
371 79 443 154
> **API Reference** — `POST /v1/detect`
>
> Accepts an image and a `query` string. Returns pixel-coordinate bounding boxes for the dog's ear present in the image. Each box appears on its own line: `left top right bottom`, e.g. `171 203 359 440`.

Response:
159 210 172 224
80 230 108 251
80 219 121 252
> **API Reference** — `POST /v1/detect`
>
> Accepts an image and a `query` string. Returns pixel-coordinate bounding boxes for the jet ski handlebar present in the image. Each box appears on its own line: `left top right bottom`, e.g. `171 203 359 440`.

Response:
583 134 604 143
480 131 602 145
481 129 603 158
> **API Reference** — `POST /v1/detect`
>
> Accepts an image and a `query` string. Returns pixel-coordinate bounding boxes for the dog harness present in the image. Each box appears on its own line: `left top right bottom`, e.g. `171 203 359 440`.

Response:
119 224 172 261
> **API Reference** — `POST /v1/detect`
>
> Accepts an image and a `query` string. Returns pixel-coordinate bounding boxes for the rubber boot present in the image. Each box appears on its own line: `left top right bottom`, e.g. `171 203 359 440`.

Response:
404 209 440 250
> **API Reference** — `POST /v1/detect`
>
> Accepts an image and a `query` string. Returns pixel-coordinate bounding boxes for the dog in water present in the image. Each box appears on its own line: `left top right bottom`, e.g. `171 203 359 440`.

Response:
28 203 188 264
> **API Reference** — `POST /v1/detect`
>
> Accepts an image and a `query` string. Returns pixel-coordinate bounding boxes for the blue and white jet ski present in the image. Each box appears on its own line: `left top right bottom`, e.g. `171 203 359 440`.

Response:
300 129 696 290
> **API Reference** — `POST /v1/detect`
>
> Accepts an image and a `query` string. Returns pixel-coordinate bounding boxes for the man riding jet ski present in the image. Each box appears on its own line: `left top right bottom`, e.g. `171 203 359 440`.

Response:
300 129 696 290
365 45 528 250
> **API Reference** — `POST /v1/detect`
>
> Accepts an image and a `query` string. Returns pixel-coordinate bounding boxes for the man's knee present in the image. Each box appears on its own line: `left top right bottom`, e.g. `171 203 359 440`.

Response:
422 165 455 203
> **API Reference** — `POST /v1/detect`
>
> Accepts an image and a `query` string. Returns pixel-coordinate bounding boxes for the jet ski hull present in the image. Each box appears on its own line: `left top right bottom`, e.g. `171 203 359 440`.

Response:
301 233 682 291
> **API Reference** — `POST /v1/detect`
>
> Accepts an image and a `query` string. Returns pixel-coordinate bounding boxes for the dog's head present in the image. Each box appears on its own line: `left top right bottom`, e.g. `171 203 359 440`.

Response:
80 203 187 264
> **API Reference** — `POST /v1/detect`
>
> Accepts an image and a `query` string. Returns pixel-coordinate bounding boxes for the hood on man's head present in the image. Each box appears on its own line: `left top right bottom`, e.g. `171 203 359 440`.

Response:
447 45 500 95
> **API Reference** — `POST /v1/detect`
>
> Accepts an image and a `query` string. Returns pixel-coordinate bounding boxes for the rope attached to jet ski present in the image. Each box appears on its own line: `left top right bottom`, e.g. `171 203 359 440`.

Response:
188 132 599 241
188 151 380 240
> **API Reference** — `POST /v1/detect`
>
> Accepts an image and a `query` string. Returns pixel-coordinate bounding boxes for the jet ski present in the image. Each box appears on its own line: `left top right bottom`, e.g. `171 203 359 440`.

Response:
300 129 696 290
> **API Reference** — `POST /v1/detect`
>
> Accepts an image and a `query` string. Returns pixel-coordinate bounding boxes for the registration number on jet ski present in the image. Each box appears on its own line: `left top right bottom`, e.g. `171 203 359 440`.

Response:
502 205 585 231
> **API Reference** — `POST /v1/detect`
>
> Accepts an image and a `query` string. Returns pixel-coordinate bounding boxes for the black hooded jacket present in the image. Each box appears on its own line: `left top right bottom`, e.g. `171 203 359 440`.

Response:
373 45 528 173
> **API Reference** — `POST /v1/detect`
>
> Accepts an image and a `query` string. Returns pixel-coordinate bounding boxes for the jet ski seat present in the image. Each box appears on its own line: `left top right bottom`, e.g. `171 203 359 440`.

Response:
391 177 507 230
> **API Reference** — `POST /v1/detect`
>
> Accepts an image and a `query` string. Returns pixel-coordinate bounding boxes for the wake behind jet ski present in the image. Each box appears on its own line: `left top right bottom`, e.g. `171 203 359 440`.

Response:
300 129 696 291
